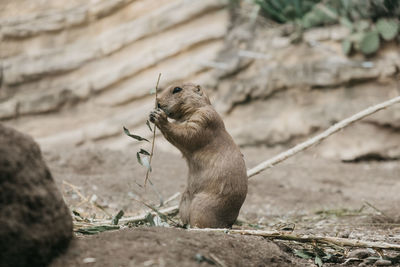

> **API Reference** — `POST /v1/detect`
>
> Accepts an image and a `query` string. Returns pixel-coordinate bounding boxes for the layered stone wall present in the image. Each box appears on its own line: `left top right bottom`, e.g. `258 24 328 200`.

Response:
0 0 229 148
213 17 400 161
1 1 399 161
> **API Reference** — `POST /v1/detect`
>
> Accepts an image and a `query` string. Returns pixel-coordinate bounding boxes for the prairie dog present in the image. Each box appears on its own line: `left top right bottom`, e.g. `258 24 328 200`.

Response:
150 83 247 228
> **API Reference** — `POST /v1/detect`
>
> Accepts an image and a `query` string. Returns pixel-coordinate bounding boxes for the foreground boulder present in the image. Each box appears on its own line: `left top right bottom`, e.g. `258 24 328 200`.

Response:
0 124 73 267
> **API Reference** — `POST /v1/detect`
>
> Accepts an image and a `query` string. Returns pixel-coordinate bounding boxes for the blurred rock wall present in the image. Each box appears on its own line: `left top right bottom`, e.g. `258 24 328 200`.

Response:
1 0 399 162
213 11 400 161
0 0 229 148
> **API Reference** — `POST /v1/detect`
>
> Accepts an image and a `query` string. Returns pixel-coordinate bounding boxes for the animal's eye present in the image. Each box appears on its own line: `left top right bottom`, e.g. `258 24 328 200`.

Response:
172 87 182 94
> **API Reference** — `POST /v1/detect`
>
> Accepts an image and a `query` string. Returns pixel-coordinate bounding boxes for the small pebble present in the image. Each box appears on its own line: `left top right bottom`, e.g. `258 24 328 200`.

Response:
375 259 392 266
90 194 97 203
82 257 96 263
348 249 372 259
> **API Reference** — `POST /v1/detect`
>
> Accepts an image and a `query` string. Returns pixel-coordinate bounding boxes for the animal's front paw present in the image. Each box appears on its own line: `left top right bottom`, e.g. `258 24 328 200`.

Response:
149 108 168 127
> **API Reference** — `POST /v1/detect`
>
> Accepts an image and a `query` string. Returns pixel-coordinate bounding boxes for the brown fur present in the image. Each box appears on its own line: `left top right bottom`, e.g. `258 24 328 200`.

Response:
149 83 247 228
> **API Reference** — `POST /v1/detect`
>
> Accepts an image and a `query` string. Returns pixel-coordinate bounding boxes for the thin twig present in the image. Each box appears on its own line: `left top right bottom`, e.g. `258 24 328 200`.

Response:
147 178 164 206
63 181 112 218
139 201 180 226
62 180 90 207
209 253 227 267
63 180 87 202
247 95 400 178
127 192 179 226
190 229 400 251
119 205 179 224
163 192 181 207
92 201 112 217
363 201 393 221
145 73 162 187
72 205 179 229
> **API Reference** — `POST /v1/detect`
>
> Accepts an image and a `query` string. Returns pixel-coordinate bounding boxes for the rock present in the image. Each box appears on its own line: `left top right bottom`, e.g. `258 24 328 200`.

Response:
215 20 400 110
2 0 228 86
347 249 373 259
317 122 400 161
0 124 73 267
18 91 68 115
0 0 229 120
0 0 139 39
303 25 350 42
223 78 400 161
0 99 18 120
375 259 392 266
0 6 88 39
214 19 400 161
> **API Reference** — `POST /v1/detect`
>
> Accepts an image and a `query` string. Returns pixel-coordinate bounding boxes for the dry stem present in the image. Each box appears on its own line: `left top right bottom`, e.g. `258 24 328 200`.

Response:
190 228 400 251
247 95 400 178
363 201 393 221
118 205 179 224
145 73 162 186
163 192 181 207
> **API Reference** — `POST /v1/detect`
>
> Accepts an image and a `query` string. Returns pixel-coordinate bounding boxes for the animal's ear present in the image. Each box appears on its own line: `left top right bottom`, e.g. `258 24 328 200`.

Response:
195 85 203 96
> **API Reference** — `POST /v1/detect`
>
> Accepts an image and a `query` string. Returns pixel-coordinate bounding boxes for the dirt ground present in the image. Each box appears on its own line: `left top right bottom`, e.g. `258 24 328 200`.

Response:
45 144 400 266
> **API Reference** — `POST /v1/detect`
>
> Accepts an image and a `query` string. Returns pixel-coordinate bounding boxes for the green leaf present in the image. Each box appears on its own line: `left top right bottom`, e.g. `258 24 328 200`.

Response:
340 0 349 11
302 13 320 28
145 213 155 226
76 225 120 235
136 152 143 165
315 255 323 267
248 223 263 229
141 156 152 172
359 31 380 55
342 38 352 55
257 0 289 23
140 202 175 225
138 149 150 156
270 0 283 10
123 126 149 142
111 210 124 225
365 257 381 261
315 4 338 20
136 152 152 171
355 20 370 32
294 249 313 259
322 253 332 261
152 215 169 227
72 210 81 217
194 254 215 265
283 5 296 20
339 17 353 30
146 120 152 132
377 18 399 41
293 0 301 17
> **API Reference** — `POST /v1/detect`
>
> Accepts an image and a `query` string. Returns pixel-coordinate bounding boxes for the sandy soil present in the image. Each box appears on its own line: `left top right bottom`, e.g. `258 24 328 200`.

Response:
45 144 400 266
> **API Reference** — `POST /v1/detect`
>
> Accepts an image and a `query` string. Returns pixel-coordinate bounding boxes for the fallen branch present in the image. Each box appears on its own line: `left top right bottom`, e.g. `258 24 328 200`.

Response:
247 95 400 178
190 228 400 251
